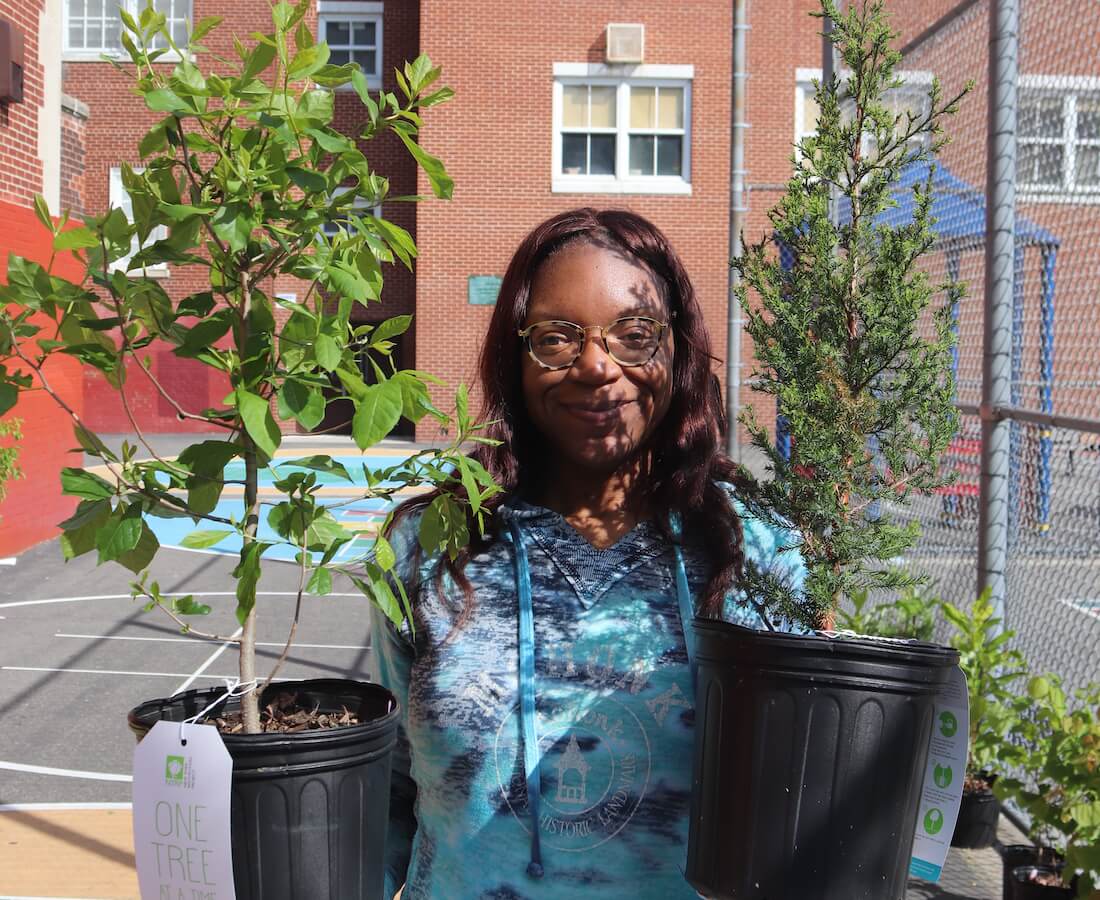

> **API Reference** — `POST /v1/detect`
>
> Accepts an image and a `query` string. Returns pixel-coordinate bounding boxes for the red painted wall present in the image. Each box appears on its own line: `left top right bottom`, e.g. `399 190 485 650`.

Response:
0 202 85 555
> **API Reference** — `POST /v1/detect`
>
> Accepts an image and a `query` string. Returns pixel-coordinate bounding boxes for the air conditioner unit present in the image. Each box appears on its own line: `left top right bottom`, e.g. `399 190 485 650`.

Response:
605 23 644 64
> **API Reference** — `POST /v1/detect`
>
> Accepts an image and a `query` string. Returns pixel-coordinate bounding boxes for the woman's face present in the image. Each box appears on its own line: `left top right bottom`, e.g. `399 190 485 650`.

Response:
521 241 674 477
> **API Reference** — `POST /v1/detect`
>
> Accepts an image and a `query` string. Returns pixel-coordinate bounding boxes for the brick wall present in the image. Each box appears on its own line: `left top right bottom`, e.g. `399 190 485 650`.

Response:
59 94 87 215
0 0 45 206
0 201 85 555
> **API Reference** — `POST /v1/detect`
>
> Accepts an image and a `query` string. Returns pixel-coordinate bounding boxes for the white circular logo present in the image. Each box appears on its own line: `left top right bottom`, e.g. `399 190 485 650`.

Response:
494 695 652 851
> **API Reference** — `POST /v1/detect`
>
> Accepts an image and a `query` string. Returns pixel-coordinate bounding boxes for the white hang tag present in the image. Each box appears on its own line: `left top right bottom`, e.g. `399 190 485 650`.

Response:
909 665 969 883
132 720 237 900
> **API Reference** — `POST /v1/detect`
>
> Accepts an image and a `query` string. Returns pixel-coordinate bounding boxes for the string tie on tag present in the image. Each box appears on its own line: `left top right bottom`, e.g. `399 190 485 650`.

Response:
178 678 258 746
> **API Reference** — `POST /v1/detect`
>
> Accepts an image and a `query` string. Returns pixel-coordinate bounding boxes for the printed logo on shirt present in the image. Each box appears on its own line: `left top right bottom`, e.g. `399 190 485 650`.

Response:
494 694 653 852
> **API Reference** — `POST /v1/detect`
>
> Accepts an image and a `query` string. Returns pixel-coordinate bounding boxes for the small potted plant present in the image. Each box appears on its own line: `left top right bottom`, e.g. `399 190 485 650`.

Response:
682 2 971 898
940 589 1028 849
836 585 938 642
0 4 495 898
996 676 1100 899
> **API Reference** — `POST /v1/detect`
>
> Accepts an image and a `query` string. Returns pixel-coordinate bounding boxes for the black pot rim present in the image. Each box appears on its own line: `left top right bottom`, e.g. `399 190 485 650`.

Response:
127 677 400 748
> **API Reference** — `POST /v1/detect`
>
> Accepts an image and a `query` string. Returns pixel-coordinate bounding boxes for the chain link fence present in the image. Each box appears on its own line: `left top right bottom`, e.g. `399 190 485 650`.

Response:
886 0 1100 696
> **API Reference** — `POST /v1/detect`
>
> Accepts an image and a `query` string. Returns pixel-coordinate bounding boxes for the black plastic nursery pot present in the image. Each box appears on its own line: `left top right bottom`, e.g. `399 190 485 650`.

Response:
950 781 1000 849
129 678 400 900
1008 866 1076 900
685 621 958 900
1002 845 1063 899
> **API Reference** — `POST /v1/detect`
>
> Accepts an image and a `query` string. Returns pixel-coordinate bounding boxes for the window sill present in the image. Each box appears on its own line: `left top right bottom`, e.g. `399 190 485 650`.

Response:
335 79 382 92
63 50 186 63
552 177 692 196
110 266 171 279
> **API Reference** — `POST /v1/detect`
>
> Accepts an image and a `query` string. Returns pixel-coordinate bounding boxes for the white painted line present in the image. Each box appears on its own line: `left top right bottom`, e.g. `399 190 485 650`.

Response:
0 590 362 609
2 666 236 678
55 633 370 650
0 557 16 565
0 760 132 782
1 895 112 900
0 802 132 812
172 625 243 695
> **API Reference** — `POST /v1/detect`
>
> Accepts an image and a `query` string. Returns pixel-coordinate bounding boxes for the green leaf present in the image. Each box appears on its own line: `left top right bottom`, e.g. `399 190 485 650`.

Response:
59 500 112 559
144 89 191 114
314 332 341 371
236 388 281 458
0 381 16 416
277 381 325 431
307 566 332 595
211 202 256 253
279 455 353 481
180 529 234 549
33 194 53 231
286 166 328 194
352 379 403 450
240 41 277 82
60 467 115 500
96 507 143 563
233 540 268 626
305 127 354 153
373 534 396 571
394 128 453 200
170 595 213 616
287 42 330 80
457 456 481 515
372 315 412 344
53 226 100 251
117 522 160 573
190 14 223 42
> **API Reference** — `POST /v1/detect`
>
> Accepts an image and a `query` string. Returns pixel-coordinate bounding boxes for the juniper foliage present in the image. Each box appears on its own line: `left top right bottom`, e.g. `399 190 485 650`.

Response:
736 0 972 631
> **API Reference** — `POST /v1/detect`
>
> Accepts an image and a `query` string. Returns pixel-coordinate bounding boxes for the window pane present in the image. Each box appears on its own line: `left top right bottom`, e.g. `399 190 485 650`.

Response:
629 135 654 175
1020 94 1062 138
355 50 376 74
105 20 122 48
71 0 86 16
1075 146 1100 187
327 20 350 44
351 22 372 45
657 135 682 175
1078 96 1100 140
631 87 655 129
562 86 587 128
171 22 187 46
589 134 615 175
358 20 377 45
87 20 101 47
562 134 587 174
658 87 683 129
69 23 84 47
87 0 101 16
589 86 616 128
1019 143 1063 184
329 48 350 64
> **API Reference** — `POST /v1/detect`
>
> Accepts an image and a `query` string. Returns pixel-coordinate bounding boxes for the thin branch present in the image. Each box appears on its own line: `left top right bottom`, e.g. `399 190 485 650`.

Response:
148 595 244 643
259 532 309 694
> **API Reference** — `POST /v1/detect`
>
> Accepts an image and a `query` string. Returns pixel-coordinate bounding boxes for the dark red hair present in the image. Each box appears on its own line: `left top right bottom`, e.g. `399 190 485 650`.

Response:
391 208 746 624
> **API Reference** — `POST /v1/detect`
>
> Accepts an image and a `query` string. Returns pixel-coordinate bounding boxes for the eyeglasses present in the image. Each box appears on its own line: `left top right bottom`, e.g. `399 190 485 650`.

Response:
518 316 670 371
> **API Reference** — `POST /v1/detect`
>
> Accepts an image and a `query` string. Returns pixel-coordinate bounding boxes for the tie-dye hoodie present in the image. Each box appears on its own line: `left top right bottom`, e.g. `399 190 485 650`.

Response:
368 489 805 899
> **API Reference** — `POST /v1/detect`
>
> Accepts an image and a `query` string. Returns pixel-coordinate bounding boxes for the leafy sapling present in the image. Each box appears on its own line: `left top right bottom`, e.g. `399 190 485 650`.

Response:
734 0 971 631
0 1 498 733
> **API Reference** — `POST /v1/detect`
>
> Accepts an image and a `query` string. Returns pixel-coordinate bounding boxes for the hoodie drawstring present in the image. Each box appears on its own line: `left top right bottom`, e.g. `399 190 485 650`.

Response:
507 515 697 881
509 518 545 879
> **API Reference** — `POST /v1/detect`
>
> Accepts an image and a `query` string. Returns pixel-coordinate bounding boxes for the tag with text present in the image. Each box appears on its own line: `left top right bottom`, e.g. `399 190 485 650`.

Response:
133 720 236 900
909 665 969 883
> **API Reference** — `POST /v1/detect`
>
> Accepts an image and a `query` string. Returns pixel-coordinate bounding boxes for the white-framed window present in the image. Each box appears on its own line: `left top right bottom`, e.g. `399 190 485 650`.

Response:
1019 76 1100 202
794 67 933 163
64 0 190 58
552 63 693 195
109 167 169 275
318 1 383 90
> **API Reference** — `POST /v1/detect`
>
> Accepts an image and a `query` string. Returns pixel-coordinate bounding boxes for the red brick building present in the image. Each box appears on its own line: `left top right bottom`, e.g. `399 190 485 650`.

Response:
3 0 1098 551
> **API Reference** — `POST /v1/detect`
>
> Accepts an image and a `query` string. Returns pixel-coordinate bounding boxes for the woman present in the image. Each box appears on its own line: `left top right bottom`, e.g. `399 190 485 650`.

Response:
369 208 804 899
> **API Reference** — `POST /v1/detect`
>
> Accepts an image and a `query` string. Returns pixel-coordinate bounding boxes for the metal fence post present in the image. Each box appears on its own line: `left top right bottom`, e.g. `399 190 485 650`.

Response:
978 0 1018 627
726 0 749 462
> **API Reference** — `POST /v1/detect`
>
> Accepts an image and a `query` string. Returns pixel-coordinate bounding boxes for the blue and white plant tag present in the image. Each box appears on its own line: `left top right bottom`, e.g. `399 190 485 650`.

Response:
909 665 969 883
132 720 236 900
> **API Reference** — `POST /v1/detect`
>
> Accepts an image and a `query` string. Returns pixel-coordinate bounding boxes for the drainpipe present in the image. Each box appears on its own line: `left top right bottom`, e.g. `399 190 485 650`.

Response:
978 0 1017 630
726 0 749 462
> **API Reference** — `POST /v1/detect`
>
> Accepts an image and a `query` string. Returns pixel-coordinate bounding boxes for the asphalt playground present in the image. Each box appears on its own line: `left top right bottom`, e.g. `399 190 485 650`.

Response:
0 435 1029 899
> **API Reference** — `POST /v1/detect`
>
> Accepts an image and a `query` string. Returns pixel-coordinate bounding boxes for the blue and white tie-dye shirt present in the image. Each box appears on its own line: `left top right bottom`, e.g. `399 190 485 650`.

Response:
368 489 805 899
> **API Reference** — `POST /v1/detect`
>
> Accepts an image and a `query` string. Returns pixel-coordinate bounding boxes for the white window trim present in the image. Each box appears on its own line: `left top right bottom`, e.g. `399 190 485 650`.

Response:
1018 74 1100 203
551 69 693 196
321 187 382 238
318 1 383 90
109 167 170 276
63 0 191 62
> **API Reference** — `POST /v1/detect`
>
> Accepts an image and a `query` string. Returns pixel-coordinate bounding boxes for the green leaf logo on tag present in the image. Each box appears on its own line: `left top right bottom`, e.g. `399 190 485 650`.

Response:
933 764 953 789
938 711 958 738
923 808 944 835
165 755 185 784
